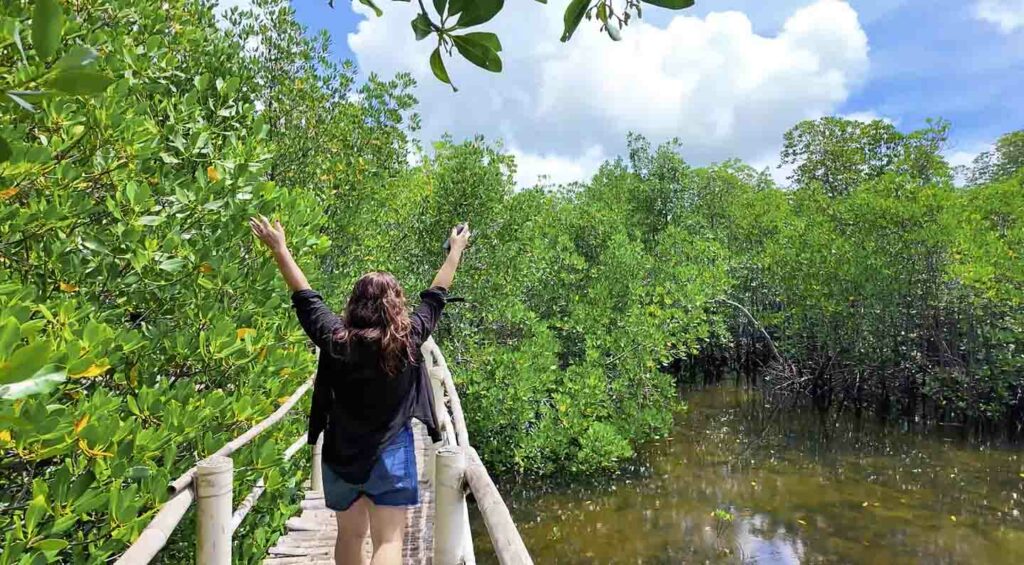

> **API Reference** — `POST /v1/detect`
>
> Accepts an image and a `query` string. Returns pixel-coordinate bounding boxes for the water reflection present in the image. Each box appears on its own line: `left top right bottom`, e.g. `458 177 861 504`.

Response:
472 386 1024 563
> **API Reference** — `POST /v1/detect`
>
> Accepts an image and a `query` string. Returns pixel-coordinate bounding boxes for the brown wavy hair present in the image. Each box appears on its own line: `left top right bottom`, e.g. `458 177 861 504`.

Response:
333 272 414 376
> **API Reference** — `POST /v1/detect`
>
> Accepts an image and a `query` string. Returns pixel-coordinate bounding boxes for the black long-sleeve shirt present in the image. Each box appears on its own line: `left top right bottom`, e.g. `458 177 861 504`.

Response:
291 286 446 483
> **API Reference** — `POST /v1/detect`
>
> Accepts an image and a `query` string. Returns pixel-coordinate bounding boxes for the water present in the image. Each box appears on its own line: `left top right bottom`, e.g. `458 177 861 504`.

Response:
473 386 1024 563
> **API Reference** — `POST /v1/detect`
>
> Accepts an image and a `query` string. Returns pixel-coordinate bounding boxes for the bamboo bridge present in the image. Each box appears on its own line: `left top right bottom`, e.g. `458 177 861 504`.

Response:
115 338 531 565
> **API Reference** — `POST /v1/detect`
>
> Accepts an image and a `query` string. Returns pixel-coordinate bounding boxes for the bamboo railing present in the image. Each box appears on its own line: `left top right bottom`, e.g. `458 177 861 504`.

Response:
422 339 532 565
114 338 531 565
114 371 318 565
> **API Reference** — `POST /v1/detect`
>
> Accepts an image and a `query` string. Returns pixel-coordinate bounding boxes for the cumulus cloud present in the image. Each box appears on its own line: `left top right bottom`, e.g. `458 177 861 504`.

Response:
349 0 869 187
841 111 895 124
974 0 1024 33
511 145 608 188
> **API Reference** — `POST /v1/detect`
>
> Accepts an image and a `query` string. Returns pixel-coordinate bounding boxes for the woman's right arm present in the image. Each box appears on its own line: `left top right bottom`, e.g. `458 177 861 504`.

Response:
411 224 470 344
431 223 470 291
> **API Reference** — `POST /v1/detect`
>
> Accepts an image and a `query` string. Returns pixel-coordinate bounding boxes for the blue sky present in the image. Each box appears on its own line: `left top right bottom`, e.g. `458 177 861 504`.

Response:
287 0 1024 184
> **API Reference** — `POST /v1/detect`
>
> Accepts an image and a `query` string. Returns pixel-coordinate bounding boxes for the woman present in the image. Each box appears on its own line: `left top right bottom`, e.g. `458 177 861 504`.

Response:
250 216 470 565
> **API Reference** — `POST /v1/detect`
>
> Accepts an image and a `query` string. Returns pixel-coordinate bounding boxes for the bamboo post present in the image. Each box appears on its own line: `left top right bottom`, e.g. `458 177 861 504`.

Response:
434 445 475 564
311 432 324 492
196 455 233 565
465 447 532 565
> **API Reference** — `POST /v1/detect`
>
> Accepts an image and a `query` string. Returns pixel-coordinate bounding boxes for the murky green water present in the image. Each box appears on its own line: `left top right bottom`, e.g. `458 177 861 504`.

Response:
473 386 1024 563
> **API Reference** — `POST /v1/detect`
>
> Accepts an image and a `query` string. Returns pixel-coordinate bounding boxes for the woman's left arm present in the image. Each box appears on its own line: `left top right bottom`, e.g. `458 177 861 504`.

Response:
250 216 311 292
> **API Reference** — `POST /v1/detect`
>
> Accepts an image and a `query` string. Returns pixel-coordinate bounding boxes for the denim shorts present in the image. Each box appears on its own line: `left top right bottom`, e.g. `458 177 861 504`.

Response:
322 424 419 511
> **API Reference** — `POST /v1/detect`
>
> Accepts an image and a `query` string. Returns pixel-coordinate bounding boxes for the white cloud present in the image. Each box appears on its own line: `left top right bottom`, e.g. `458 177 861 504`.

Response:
945 148 985 170
944 142 993 185
511 145 607 188
974 0 1024 33
349 0 869 187
841 111 896 124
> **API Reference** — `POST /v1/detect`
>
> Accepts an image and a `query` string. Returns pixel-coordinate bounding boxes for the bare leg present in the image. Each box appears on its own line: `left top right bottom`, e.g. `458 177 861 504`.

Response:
367 500 407 565
335 496 370 565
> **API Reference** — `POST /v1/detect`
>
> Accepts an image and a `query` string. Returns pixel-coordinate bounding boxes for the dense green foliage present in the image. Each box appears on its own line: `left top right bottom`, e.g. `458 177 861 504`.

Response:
1 1 1022 564
0 0 386 562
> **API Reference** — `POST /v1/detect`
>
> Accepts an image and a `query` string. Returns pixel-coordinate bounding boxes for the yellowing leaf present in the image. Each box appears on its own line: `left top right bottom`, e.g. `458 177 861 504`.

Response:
259 347 267 361
198 263 213 274
0 187 18 201
70 363 109 378
276 396 289 405
236 327 255 340
74 414 90 434
59 282 79 293
279 368 292 377
78 438 112 458
206 166 221 183
0 430 11 443
129 365 138 387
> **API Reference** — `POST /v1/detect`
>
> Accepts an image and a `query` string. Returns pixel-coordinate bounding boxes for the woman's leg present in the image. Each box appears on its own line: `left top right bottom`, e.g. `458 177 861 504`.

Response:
335 496 369 565
367 500 406 565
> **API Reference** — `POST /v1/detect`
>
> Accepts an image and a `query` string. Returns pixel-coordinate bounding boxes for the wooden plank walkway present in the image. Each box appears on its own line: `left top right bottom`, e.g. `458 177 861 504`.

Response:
264 421 435 565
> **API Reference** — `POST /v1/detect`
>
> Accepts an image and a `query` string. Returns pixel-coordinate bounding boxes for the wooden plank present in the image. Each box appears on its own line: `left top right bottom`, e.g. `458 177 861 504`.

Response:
295 510 336 522
300 498 326 510
268 546 332 556
272 538 337 549
285 517 333 532
264 558 335 565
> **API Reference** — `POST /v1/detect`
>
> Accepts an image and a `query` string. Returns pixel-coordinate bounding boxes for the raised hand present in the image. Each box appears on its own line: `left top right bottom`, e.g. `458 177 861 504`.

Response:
447 222 471 254
249 215 286 253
